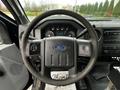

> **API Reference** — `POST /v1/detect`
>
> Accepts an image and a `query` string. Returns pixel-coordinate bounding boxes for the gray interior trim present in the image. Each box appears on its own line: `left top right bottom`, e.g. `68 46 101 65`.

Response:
0 21 11 44
0 44 29 90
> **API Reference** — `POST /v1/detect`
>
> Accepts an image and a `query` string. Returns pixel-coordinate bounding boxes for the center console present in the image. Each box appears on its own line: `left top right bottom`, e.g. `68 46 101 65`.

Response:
103 29 120 56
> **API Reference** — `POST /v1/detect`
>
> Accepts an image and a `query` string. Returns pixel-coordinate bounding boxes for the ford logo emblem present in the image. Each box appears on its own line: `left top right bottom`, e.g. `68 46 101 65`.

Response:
54 44 66 52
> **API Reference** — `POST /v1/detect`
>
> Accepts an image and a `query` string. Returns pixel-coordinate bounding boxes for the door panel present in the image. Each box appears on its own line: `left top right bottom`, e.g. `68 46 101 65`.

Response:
0 21 29 90
0 44 29 90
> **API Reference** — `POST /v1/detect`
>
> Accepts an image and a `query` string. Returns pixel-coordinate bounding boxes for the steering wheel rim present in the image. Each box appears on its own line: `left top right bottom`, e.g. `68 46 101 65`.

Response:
21 9 98 86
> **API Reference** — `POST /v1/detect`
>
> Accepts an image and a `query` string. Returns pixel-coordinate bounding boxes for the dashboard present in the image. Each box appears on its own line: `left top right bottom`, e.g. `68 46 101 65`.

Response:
103 29 120 56
28 15 120 59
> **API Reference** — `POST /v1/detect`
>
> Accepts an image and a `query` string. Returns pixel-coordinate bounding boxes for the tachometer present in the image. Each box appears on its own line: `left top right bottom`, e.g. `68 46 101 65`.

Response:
45 31 54 37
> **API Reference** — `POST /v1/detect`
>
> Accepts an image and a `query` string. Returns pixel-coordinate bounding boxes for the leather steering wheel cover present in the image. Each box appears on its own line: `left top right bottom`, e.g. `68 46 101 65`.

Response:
21 9 98 86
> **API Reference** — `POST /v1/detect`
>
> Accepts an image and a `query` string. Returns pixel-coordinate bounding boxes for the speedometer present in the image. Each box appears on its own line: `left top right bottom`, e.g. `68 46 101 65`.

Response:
66 31 75 37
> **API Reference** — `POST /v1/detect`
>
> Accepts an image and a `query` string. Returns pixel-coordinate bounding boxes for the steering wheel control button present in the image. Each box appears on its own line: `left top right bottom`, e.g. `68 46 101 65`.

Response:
44 37 76 68
77 40 91 57
79 45 91 57
29 43 40 55
51 71 69 80
30 44 38 51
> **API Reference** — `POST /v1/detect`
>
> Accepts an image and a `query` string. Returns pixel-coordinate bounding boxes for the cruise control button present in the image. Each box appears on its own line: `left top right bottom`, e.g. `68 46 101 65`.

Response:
30 43 40 55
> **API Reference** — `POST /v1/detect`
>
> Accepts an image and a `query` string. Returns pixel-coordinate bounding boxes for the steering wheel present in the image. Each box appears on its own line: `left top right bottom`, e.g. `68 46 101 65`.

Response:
21 9 98 86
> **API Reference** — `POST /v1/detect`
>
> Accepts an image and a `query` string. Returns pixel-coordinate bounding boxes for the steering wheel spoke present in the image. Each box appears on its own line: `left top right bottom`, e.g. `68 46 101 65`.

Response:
77 28 88 38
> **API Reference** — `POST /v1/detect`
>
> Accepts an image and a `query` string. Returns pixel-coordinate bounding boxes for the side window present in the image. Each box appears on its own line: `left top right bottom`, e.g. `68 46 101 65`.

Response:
0 0 14 19
0 1 12 44
0 21 11 44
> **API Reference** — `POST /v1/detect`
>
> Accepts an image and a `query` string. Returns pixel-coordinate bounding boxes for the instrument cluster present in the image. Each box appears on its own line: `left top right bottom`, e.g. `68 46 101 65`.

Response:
44 23 77 38
40 20 81 38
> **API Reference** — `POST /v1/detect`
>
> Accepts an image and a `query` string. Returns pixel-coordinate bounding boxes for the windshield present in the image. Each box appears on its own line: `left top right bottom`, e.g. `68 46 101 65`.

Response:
19 0 120 20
